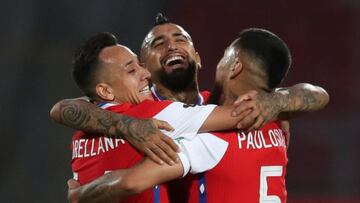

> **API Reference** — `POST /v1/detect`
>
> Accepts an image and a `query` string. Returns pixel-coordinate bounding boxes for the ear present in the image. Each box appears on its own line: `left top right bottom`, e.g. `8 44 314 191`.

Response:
95 83 115 101
229 58 243 79
195 52 202 69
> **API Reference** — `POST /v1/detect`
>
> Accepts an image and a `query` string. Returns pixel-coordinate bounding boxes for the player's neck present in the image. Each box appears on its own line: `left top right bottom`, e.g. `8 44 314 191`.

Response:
222 79 266 106
153 82 200 104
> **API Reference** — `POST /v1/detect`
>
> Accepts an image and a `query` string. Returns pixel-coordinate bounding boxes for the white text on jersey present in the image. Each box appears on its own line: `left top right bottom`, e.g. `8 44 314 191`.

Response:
72 137 126 159
237 129 286 150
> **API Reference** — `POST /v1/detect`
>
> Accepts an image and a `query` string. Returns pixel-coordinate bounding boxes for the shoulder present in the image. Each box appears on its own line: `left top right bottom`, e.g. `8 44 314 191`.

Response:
108 100 175 118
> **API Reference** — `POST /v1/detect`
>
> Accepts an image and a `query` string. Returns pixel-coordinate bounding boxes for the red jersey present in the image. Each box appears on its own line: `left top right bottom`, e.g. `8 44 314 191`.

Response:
187 121 288 203
71 99 218 203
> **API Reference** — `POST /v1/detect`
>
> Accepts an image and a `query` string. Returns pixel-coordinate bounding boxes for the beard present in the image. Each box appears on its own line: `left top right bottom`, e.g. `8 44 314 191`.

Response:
157 61 197 92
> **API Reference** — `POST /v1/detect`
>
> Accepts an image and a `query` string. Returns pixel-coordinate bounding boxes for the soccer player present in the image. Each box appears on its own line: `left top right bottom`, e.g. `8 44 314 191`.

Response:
65 32 294 203
66 28 329 203
50 14 329 165
50 14 329 202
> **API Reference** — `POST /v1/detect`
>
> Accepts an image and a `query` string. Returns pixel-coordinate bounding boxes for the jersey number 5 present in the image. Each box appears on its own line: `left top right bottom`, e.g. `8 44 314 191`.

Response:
259 166 283 203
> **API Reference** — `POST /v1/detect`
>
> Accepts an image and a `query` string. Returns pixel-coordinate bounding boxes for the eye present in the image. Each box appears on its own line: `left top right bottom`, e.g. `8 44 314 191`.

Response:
128 68 136 74
153 41 164 48
176 38 186 43
175 36 188 43
139 63 146 68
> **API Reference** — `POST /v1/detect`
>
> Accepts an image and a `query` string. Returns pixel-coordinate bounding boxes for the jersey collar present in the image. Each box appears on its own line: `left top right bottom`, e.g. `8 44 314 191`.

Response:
150 85 204 105
96 102 118 109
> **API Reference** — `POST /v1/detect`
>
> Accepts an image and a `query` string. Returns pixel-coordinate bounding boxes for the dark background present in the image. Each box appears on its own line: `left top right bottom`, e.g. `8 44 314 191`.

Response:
1 0 359 202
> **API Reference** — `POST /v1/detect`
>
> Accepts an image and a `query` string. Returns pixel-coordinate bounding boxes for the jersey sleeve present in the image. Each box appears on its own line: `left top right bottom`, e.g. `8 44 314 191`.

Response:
178 133 228 176
152 102 228 177
153 102 216 140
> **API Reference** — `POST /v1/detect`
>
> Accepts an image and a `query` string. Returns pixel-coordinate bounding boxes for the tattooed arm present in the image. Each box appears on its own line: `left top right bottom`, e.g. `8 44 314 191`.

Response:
50 98 179 165
67 158 184 203
232 83 329 130
275 83 329 113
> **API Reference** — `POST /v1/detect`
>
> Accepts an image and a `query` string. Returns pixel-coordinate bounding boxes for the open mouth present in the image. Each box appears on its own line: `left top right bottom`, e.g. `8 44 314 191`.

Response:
165 55 184 66
139 86 150 95
162 54 187 72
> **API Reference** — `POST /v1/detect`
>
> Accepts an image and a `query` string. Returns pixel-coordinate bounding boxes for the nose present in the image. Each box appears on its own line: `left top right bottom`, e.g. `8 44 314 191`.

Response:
141 68 151 81
167 40 177 51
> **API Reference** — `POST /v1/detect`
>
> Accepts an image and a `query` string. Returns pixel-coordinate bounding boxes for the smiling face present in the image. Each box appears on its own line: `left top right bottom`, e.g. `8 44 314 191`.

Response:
140 23 201 91
96 45 153 104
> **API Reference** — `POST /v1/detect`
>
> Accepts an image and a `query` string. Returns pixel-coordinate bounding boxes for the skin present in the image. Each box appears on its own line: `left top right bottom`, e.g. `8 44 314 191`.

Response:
95 45 153 104
216 43 329 130
140 23 201 104
67 35 329 203
49 23 330 203
50 24 256 165
82 43 261 136
50 23 330 165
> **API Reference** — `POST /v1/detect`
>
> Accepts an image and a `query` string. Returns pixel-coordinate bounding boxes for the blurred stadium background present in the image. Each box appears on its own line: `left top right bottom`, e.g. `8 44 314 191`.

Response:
0 0 359 202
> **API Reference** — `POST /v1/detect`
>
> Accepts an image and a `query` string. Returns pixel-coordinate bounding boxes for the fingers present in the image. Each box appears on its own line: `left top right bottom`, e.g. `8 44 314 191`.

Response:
143 147 164 165
285 132 290 149
67 179 80 190
247 115 265 132
231 100 256 117
161 134 180 153
235 109 252 128
157 139 180 163
67 179 80 203
134 119 178 166
234 90 258 104
147 143 175 166
237 108 260 129
280 120 290 133
234 94 251 105
280 120 290 148
154 119 174 132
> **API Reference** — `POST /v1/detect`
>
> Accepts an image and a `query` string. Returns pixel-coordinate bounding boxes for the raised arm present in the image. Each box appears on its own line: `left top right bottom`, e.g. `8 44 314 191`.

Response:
275 83 329 115
232 83 330 130
50 98 179 165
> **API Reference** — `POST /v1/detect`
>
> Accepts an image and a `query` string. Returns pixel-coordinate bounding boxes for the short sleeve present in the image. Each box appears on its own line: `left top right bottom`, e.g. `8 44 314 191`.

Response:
152 102 228 176
153 102 216 141
177 133 228 176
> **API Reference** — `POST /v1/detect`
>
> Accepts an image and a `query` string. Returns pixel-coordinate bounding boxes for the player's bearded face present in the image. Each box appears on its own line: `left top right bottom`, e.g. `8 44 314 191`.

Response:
141 23 200 91
157 60 196 92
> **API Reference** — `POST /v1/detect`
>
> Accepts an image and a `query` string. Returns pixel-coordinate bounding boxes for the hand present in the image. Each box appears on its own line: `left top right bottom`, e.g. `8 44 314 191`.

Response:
231 91 260 130
67 179 80 203
232 91 283 131
279 120 290 149
124 118 180 165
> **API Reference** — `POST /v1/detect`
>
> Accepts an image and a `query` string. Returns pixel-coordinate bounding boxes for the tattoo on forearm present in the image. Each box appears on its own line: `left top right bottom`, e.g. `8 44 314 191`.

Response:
120 117 158 143
78 171 131 203
278 84 329 112
58 100 159 142
78 180 116 203
255 92 284 122
60 101 91 129
284 84 325 112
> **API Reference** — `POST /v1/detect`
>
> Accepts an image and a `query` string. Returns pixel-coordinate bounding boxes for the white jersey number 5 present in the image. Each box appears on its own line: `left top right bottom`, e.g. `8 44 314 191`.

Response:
259 166 283 203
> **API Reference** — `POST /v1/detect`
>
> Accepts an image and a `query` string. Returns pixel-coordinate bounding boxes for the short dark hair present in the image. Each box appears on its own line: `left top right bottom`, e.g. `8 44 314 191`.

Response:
234 28 291 88
140 13 171 57
72 32 118 98
154 13 170 26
